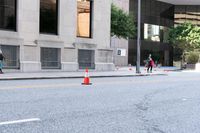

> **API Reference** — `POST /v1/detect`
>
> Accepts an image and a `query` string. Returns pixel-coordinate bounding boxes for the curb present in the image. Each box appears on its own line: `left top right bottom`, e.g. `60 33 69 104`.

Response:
0 73 168 81
163 69 182 72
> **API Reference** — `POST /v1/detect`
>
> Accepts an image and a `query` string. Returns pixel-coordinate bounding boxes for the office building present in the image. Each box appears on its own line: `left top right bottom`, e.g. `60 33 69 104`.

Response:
0 0 114 72
112 0 200 66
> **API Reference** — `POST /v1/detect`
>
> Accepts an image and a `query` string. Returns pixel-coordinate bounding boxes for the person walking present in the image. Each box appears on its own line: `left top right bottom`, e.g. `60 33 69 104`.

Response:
147 54 154 73
0 49 5 74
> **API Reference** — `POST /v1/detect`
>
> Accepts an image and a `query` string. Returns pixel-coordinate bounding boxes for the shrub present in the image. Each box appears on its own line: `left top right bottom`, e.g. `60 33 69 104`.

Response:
186 51 200 64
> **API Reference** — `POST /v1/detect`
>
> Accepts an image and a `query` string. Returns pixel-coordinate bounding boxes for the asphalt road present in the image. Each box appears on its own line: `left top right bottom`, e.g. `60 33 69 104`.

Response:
0 72 200 133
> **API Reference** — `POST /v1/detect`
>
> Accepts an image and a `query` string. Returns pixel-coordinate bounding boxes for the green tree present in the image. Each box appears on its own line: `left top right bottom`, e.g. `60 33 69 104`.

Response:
111 4 136 39
169 23 193 51
169 22 200 63
186 26 200 50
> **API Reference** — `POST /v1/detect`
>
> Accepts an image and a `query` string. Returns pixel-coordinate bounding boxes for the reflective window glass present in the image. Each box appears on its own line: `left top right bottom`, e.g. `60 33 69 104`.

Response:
77 0 92 38
144 24 160 42
40 0 58 34
160 26 169 43
144 23 169 43
0 0 16 31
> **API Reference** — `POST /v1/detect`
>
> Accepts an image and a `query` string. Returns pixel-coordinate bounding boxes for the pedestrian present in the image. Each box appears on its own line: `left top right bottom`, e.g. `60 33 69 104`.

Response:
0 49 5 74
147 54 154 73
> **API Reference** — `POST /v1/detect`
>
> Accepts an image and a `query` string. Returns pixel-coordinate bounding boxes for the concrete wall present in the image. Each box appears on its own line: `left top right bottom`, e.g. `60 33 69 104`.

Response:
0 0 114 72
111 0 129 66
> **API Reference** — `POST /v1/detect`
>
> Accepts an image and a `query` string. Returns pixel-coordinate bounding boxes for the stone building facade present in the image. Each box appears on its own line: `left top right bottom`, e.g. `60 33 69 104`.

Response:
111 0 130 66
0 0 114 72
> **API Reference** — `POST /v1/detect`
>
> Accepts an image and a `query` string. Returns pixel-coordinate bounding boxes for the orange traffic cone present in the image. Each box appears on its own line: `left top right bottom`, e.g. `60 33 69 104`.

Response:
82 68 92 85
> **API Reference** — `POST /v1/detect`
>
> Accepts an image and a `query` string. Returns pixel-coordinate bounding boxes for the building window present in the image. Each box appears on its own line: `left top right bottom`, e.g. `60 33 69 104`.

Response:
78 49 95 69
144 23 169 43
0 45 20 69
0 0 16 31
40 0 58 34
160 26 169 43
144 24 160 42
41 48 61 69
77 0 92 38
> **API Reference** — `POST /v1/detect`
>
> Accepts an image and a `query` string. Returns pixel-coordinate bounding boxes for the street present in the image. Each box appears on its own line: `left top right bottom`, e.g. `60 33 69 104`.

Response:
0 72 200 133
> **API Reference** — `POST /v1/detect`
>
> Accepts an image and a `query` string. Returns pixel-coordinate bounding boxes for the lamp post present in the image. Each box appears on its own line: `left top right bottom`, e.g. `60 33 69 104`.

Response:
136 0 141 73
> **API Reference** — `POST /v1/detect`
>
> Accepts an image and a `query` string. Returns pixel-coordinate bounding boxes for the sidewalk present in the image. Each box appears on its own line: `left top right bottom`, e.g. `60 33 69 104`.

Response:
0 66 179 80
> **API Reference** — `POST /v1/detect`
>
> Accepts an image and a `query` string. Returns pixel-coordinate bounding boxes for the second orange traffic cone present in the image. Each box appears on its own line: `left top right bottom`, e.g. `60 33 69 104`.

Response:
82 68 92 85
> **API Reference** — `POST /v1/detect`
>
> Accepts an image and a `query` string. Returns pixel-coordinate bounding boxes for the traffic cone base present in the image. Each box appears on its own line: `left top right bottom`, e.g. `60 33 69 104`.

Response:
82 77 92 85
82 68 92 85
82 83 92 85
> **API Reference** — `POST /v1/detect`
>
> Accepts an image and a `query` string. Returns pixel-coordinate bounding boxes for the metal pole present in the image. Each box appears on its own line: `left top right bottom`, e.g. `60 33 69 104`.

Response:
136 0 141 73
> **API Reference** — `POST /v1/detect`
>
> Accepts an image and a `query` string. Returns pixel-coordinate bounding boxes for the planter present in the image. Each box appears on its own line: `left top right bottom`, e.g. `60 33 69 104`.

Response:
186 64 196 70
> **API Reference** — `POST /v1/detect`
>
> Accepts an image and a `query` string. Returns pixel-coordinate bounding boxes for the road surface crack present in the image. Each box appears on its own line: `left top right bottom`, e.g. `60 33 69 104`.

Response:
135 90 166 133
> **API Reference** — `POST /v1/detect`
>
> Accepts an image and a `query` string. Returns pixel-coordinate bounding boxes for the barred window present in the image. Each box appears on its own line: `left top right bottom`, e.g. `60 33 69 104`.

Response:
0 45 20 69
41 48 61 69
78 49 95 69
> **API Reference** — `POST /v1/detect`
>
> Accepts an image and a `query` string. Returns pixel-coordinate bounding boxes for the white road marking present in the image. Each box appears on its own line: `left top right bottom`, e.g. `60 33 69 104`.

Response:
0 118 41 126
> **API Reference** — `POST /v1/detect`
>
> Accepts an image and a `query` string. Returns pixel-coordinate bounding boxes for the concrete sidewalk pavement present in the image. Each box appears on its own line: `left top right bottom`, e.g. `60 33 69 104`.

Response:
0 66 179 80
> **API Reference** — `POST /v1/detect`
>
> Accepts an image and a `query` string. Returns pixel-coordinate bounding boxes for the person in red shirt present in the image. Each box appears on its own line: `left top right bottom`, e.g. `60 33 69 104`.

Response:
147 54 154 73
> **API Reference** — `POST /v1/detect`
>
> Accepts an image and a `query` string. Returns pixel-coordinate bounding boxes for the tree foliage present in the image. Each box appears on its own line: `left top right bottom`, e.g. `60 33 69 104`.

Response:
111 4 136 39
169 22 200 52
187 26 200 50
169 22 200 64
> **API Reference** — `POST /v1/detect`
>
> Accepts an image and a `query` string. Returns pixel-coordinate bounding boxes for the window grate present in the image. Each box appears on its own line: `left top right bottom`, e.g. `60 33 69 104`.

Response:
41 47 61 69
0 45 20 69
78 49 95 69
